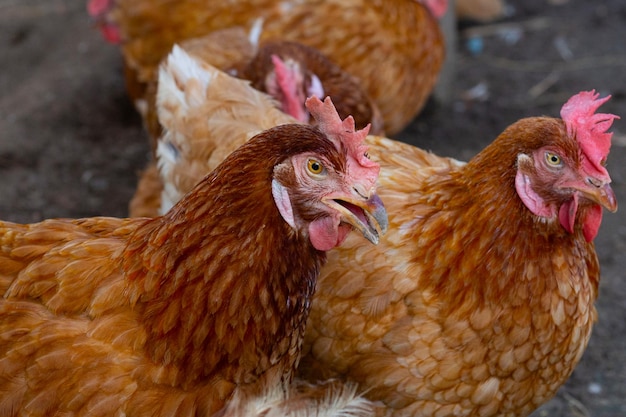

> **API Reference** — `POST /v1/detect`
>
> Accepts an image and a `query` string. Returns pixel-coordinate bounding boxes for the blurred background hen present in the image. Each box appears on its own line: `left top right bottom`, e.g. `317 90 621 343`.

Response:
88 0 449 136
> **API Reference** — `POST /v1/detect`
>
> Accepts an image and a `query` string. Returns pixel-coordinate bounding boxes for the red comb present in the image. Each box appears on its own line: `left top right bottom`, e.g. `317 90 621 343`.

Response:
306 96 379 193
305 96 375 167
87 0 109 16
87 0 121 44
423 0 449 19
560 90 619 178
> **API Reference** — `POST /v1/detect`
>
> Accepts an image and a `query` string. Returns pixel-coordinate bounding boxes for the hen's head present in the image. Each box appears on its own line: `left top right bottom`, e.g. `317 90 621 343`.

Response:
245 41 383 134
269 53 321 123
87 0 121 43
270 96 388 251
513 90 619 241
253 44 324 124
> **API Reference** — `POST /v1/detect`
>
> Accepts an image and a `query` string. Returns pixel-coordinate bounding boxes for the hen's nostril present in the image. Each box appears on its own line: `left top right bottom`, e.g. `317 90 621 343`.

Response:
587 177 603 188
353 187 368 200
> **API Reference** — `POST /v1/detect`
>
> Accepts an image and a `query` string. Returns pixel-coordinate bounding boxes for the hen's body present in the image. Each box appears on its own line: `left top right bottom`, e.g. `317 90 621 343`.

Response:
104 0 444 134
301 130 597 416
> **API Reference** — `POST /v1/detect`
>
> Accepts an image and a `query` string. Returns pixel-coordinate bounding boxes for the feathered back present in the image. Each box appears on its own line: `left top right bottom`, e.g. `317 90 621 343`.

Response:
157 44 296 140
155 45 296 213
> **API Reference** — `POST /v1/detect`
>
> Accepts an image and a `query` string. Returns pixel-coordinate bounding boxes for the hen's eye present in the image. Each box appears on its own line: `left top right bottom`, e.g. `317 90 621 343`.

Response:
307 158 325 175
545 152 562 167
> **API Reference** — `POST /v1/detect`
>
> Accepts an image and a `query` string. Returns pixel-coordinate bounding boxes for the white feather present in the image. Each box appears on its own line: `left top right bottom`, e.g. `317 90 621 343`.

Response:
248 18 264 50
222 380 375 417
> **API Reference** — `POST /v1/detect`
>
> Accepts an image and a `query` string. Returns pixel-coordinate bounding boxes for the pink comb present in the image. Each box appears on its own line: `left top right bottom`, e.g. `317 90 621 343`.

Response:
87 0 121 44
560 90 619 179
305 96 379 189
305 96 374 165
422 0 449 19
271 54 309 123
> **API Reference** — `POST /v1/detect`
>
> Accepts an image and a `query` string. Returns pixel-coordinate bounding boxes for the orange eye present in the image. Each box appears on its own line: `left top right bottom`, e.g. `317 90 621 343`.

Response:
307 158 325 175
545 152 562 167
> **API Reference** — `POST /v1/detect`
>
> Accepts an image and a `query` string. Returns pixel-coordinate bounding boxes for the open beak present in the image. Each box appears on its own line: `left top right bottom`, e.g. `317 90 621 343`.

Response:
324 193 388 245
575 178 618 213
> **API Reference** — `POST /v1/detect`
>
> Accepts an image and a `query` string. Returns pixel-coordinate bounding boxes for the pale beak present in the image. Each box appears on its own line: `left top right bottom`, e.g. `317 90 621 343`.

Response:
575 177 618 213
325 193 388 245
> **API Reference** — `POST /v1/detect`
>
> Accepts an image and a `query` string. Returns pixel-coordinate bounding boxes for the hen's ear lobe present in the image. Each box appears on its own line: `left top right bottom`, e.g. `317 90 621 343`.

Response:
272 179 296 229
515 153 556 219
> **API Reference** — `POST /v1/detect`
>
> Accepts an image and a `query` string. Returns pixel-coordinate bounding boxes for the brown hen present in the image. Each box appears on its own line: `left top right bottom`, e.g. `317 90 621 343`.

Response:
0 71 388 415
300 90 619 416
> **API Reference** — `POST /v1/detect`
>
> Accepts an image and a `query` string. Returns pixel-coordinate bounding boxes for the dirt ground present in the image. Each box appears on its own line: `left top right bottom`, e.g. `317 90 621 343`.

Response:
0 0 624 415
